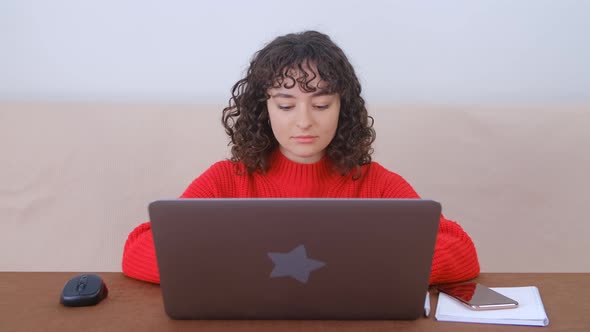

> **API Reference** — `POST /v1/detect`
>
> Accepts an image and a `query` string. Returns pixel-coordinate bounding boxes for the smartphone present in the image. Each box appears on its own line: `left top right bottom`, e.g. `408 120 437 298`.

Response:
436 282 519 310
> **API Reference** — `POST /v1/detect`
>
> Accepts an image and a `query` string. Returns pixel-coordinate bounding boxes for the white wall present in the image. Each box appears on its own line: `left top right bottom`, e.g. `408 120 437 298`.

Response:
1 0 589 104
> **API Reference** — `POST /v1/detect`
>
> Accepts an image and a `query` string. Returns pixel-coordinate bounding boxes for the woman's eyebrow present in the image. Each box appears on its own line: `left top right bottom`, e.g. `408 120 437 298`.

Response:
311 90 333 97
271 93 295 99
271 90 333 99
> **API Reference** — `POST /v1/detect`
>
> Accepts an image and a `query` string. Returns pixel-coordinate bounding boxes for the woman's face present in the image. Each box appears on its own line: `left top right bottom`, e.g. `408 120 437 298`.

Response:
266 69 340 164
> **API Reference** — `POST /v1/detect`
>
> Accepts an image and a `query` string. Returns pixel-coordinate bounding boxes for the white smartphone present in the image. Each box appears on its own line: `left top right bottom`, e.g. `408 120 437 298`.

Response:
437 282 519 310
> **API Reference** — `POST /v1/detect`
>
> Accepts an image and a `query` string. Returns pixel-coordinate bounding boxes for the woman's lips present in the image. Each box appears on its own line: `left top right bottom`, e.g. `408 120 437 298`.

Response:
293 136 318 144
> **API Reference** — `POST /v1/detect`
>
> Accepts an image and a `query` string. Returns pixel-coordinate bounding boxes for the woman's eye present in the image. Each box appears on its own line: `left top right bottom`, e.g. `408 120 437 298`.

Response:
314 105 329 110
278 105 294 110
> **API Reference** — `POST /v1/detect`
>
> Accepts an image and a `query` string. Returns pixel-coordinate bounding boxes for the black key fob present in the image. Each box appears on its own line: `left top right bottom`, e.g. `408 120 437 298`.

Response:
60 274 108 307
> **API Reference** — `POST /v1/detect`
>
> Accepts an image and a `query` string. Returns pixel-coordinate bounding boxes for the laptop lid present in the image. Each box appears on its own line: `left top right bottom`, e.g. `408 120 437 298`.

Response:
149 198 441 320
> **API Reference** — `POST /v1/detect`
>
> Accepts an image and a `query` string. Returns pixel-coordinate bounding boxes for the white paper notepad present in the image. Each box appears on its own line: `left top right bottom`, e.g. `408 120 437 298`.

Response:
435 286 549 326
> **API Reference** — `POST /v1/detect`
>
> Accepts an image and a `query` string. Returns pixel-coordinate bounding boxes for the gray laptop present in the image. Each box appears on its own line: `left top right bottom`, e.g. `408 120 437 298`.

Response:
149 198 441 320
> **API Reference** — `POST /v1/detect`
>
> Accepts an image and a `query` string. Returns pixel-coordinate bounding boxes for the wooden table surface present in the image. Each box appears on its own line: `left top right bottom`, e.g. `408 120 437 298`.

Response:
1 272 588 331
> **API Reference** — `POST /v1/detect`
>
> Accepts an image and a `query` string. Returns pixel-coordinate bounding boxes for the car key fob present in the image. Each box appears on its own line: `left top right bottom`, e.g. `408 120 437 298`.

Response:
60 274 108 306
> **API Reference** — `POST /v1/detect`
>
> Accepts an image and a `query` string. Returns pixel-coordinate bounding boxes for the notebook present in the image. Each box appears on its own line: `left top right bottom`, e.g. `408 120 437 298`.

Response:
435 286 549 326
149 198 441 319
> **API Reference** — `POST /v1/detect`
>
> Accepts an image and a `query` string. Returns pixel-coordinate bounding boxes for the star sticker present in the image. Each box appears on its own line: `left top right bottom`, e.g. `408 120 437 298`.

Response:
268 244 326 284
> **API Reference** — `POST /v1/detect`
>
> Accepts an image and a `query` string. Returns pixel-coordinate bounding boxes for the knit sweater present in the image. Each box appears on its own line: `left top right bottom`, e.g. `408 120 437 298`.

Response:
122 150 480 285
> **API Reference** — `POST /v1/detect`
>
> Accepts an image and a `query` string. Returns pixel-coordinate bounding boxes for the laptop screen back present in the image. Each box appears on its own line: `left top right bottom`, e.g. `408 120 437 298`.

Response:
149 198 440 319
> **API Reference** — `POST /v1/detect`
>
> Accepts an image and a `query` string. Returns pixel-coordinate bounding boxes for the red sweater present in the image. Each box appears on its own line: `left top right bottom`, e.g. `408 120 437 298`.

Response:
122 150 480 285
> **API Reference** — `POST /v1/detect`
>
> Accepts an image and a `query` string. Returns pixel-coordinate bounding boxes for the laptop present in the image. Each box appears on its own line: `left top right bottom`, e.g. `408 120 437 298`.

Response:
149 198 441 320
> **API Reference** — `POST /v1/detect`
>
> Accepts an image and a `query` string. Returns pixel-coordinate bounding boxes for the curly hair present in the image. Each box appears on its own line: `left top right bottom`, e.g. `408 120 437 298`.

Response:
222 30 376 179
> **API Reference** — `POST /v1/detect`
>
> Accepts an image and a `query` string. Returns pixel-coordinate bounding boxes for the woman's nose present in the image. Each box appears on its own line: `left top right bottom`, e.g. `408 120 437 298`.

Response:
295 107 313 129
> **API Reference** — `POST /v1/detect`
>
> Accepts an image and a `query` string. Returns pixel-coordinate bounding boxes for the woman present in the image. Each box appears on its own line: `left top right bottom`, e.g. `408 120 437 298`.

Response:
122 30 480 285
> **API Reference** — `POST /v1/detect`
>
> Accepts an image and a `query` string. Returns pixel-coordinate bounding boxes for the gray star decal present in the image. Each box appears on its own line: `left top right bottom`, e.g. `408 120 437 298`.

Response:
268 244 326 284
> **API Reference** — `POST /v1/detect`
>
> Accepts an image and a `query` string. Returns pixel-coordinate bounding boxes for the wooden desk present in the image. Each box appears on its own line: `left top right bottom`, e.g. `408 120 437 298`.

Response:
0 273 588 331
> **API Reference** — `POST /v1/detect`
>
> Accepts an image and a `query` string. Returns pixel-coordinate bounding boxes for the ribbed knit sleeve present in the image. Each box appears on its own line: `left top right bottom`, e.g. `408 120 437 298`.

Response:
121 161 234 283
377 165 480 285
121 222 159 283
429 217 480 284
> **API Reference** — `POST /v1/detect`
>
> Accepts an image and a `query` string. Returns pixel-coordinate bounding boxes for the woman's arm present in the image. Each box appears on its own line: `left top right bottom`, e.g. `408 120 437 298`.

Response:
428 216 480 284
380 168 480 285
121 222 160 283
121 161 233 283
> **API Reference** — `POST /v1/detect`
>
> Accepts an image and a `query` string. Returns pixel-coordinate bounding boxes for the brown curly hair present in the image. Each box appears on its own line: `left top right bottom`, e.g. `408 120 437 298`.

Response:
222 30 376 179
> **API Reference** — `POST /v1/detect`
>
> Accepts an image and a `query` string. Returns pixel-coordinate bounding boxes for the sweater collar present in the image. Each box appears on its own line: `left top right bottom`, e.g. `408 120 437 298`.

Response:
265 149 338 187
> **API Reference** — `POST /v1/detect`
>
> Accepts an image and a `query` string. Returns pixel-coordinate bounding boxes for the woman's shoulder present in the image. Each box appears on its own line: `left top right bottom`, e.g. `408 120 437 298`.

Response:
182 159 243 198
361 161 419 198
362 161 412 185
195 159 251 185
204 158 245 174
207 159 236 171
362 161 398 177
189 159 242 186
